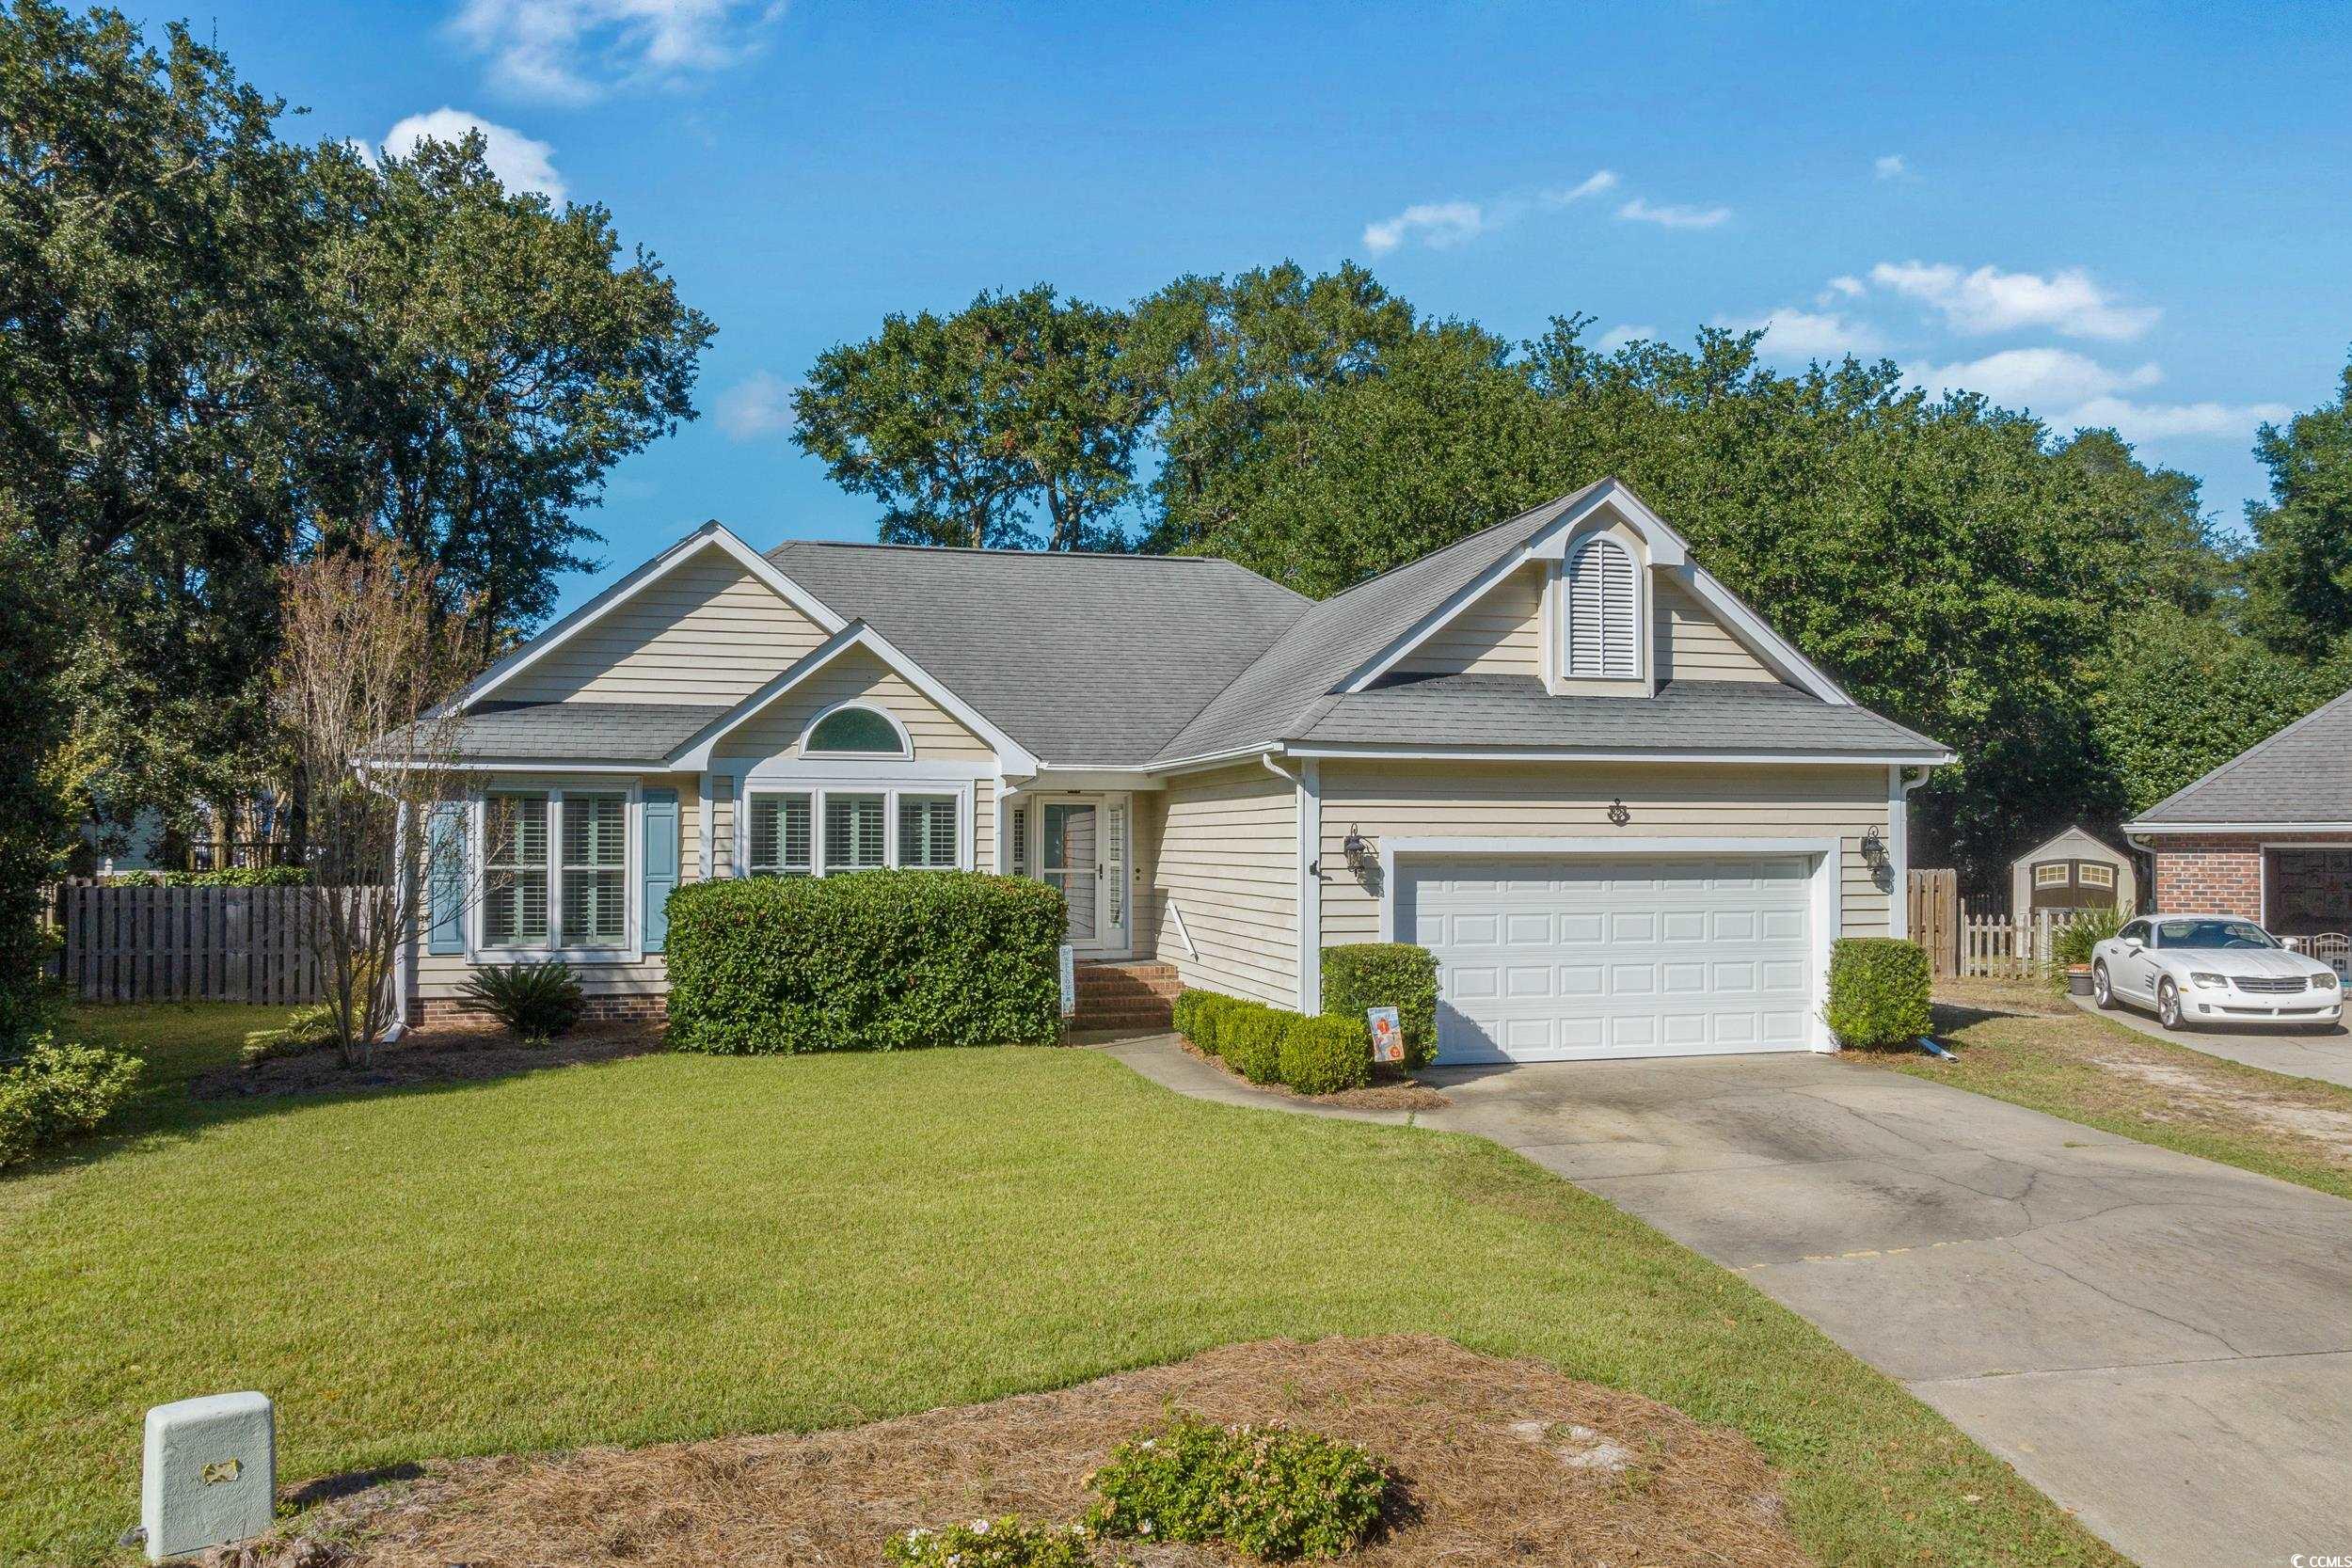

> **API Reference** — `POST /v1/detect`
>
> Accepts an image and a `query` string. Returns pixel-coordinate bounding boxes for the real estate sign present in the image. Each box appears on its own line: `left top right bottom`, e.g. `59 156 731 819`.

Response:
1367 1006 1404 1065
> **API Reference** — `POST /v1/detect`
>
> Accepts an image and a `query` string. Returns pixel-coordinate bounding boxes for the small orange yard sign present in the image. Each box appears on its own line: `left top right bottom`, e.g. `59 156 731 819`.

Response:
1367 1006 1405 1065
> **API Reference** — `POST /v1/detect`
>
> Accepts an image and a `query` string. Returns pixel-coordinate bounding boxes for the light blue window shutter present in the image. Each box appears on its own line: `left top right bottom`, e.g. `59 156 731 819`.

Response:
426 802 466 956
641 788 679 953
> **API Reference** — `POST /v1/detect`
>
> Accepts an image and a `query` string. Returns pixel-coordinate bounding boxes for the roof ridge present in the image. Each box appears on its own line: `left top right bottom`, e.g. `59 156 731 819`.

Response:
769 537 1237 564
2135 679 2352 820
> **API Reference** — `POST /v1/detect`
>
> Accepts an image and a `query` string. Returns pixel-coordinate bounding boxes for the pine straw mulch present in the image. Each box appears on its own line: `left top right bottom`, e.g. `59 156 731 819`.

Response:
263 1336 1808 1568
191 1019 664 1101
1173 1037 1451 1113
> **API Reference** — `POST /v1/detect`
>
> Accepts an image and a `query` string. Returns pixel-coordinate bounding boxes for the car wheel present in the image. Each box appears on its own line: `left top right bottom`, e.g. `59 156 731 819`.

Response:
2157 978 2185 1030
2092 962 2115 1009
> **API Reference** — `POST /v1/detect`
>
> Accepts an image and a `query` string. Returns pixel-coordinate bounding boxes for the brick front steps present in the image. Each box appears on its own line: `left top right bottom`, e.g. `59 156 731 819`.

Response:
1071 959 1180 1031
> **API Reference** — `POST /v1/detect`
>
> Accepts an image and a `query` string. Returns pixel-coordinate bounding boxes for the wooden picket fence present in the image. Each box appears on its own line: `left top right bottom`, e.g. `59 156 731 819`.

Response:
1907 868 1960 977
1957 906 2067 980
56 885 351 1004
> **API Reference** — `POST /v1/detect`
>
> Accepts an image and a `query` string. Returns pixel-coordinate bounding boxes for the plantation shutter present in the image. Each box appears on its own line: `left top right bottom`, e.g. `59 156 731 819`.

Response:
426 802 466 956
1566 537 1639 679
641 788 678 953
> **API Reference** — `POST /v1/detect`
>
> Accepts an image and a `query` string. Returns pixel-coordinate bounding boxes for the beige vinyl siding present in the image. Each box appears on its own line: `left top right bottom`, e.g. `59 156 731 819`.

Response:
974 778 997 872
501 545 832 705
1147 762 1298 1006
1316 760 1890 948
717 646 991 761
1393 563 1544 677
1654 577 1777 683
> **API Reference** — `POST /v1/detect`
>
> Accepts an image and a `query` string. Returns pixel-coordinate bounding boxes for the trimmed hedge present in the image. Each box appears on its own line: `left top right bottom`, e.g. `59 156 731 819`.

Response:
1825 937 1932 1049
1279 1015 1372 1095
665 871 1065 1053
102 865 311 887
1221 1004 1295 1085
1320 943 1438 1069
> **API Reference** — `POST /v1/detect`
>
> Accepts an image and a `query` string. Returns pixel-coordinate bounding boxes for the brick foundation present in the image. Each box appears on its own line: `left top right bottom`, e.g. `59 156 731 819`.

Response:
407 993 667 1028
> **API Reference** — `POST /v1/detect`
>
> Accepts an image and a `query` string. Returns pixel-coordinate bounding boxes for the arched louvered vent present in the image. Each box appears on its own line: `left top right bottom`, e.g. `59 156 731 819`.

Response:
1565 535 1639 678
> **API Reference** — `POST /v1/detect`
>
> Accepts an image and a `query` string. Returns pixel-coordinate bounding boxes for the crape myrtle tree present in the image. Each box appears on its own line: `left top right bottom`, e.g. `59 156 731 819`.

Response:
272 535 480 1068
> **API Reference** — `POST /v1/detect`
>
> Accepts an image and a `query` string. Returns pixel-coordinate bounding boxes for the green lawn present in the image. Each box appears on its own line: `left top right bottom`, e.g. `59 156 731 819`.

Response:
4 1006 2119 1567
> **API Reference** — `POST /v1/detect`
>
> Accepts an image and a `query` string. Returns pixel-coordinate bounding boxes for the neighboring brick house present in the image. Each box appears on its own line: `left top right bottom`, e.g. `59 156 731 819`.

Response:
2126 689 2352 935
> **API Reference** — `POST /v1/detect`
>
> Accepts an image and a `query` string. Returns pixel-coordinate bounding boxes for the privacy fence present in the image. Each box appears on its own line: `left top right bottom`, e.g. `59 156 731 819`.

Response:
1904 871 2084 980
53 885 353 1004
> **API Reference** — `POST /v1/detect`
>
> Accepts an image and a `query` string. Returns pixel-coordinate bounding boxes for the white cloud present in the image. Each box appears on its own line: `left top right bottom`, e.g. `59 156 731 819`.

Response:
1543 169 1618 205
1361 200 1490 254
1616 196 1730 230
381 108 565 200
451 0 781 103
1911 348 2286 442
1718 307 1884 359
1596 324 1659 352
1873 153 1908 180
1869 260 2159 341
713 371 798 440
1823 275 1865 298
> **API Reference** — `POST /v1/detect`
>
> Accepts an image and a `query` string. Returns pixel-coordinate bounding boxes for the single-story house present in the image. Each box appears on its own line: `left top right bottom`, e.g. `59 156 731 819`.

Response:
397 478 1951 1063
2126 686 2352 939
2009 825 2137 915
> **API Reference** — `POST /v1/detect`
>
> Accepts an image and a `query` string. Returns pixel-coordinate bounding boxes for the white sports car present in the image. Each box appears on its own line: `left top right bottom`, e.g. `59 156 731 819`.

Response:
2091 912 2343 1032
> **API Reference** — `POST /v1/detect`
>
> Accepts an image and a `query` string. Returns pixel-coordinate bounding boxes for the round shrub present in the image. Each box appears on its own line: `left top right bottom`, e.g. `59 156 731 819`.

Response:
1825 937 1932 1049
1278 1015 1372 1094
0 1037 142 1169
1318 942 1438 1069
1085 1414 1390 1560
665 871 1065 1053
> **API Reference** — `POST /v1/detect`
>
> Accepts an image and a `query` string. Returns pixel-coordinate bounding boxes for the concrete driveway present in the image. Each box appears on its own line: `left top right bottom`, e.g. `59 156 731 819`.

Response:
1107 1036 2352 1568
2072 992 2352 1088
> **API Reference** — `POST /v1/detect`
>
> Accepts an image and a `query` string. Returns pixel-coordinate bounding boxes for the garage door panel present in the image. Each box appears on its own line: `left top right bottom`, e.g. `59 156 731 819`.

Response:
1406 852 1817 1064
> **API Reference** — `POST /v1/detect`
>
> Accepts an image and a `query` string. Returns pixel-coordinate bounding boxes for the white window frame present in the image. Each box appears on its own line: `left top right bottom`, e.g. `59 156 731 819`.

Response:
469 778 644 963
2078 863 2116 890
796 700 913 758
2035 862 2071 889
743 790 817 876
732 768 976 877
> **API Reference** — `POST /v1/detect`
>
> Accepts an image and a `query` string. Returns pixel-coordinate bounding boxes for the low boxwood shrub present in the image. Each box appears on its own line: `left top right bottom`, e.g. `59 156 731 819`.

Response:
1279 1014 1372 1095
1084 1414 1390 1560
666 871 1065 1053
1221 1003 1297 1085
1319 943 1438 1069
1825 937 1932 1049
884 1516 1090 1568
0 1037 142 1169
458 961 587 1043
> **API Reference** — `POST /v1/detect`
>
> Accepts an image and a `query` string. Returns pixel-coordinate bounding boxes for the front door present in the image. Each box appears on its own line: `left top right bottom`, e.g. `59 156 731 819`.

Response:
1038 797 1127 955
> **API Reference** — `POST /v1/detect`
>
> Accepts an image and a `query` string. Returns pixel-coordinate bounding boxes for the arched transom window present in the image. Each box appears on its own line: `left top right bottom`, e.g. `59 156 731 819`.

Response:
1565 535 1639 679
803 704 908 755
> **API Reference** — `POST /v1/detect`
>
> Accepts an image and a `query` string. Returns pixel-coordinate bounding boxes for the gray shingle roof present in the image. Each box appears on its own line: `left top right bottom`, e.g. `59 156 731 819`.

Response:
1298 674 1946 755
2132 686 2352 825
450 702 729 760
1148 484 1609 764
765 540 1309 767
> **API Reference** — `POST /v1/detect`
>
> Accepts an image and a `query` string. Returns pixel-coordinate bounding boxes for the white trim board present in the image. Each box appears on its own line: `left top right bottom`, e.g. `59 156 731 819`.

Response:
2126 822 2352 835
1374 834 1845 1053
460 524 848 709
1287 744 1949 766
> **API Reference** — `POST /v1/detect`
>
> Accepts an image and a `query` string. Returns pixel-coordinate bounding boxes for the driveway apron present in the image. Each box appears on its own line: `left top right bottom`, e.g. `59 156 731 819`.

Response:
1105 1036 2352 1568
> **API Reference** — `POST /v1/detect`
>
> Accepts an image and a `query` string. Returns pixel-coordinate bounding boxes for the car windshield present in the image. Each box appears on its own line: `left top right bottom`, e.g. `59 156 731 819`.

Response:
2153 919 2277 950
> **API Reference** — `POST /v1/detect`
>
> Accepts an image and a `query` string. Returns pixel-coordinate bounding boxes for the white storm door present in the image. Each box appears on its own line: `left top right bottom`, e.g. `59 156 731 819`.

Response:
1407 852 1815 1063
1039 798 1127 954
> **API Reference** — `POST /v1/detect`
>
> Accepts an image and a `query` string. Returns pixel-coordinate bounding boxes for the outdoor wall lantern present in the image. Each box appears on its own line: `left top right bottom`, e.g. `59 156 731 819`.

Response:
1342 824 1375 877
1607 798 1632 827
1860 827 1888 869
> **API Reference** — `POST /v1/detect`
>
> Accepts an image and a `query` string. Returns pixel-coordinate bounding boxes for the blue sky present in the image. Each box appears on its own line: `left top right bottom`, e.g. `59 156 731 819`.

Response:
195 0 2351 612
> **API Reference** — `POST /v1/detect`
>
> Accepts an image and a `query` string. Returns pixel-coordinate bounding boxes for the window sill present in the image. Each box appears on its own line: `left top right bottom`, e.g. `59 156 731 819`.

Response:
471 945 644 965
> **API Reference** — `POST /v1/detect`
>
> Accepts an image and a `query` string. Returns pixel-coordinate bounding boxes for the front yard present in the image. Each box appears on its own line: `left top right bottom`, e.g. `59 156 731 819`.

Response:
2 1005 2116 1566
1899 978 2352 1200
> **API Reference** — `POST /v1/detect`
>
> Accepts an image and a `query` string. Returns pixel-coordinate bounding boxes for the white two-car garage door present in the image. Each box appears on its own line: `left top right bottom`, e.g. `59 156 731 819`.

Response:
1402 852 1818 1063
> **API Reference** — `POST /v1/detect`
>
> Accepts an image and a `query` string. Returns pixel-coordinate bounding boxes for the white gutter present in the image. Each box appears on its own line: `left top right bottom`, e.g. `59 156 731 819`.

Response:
2123 821 2352 835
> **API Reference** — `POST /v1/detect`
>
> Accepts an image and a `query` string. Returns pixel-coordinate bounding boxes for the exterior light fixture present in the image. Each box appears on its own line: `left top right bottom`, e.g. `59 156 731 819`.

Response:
1607 799 1632 827
1342 825 1374 876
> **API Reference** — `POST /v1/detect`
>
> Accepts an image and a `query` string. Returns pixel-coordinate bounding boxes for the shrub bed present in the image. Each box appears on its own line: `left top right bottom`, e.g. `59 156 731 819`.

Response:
1174 989 1377 1096
1085 1414 1390 1560
885 1516 1089 1567
1320 943 1438 1069
665 872 1065 1053
1221 1004 1295 1085
0 1037 142 1169
1825 937 1932 1049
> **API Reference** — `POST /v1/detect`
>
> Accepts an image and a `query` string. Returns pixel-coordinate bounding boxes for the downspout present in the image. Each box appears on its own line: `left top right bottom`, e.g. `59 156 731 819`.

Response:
387 799 410 1041
1262 752 1320 1013
1888 764 1931 939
